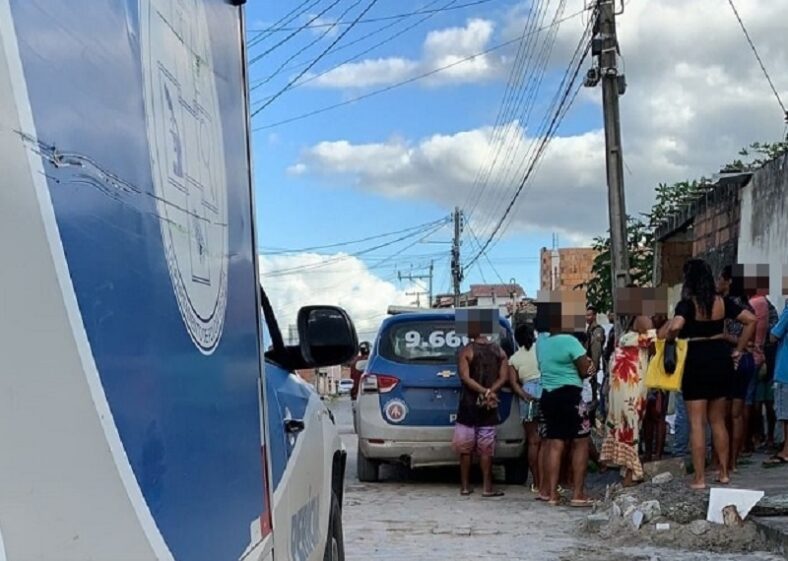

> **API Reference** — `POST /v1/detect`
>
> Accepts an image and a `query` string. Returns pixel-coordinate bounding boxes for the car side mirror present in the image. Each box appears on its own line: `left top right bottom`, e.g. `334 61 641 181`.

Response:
297 306 358 367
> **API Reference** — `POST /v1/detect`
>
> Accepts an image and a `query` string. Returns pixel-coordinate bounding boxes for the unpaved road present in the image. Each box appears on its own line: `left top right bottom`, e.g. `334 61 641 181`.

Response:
329 398 782 561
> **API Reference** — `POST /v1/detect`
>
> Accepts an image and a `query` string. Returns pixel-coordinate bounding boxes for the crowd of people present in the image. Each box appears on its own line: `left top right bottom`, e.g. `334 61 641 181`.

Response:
453 257 788 501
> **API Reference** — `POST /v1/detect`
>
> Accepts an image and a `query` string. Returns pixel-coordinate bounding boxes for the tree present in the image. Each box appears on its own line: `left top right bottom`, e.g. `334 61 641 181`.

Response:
578 217 654 313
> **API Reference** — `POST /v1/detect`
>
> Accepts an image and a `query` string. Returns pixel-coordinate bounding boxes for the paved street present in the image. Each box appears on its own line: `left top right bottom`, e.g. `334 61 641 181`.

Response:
328 397 783 561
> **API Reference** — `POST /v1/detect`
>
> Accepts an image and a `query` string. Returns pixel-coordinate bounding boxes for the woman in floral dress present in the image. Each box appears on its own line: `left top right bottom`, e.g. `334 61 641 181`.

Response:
600 315 656 487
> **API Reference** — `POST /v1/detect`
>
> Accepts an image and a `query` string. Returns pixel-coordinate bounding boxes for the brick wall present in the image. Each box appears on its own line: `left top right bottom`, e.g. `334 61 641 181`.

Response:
539 247 597 291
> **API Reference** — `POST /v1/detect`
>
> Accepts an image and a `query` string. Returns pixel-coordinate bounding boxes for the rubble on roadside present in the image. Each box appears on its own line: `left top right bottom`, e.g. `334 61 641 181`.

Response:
582 473 771 553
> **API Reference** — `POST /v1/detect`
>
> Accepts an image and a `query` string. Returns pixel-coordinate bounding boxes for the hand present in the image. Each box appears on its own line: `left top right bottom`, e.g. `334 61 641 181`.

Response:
732 350 742 369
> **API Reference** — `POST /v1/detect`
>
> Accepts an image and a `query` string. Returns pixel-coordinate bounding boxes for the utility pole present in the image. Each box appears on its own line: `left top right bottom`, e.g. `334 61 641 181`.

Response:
588 0 630 318
398 260 434 307
451 207 464 307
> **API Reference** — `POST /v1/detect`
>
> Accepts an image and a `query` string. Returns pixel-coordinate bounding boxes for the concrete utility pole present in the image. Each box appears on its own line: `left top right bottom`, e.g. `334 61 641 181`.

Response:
451 207 464 307
592 0 630 316
398 260 434 307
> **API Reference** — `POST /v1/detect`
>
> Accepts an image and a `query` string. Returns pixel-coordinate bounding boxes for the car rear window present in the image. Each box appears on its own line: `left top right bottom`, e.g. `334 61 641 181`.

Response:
378 320 513 364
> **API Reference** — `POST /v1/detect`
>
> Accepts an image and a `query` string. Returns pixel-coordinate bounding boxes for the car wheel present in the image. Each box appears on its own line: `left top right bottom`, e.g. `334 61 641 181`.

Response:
323 492 344 561
504 458 528 485
356 448 379 483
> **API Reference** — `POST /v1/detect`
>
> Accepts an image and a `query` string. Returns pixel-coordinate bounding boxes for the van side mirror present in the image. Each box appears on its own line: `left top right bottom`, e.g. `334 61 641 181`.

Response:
297 306 358 367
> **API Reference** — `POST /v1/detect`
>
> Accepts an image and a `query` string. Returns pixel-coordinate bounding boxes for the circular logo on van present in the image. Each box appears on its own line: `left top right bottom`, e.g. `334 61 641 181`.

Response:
139 0 228 354
384 400 408 424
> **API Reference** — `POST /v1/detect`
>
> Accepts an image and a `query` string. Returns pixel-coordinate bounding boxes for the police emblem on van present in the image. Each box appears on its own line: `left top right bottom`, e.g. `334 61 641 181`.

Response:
140 0 229 355
384 399 408 423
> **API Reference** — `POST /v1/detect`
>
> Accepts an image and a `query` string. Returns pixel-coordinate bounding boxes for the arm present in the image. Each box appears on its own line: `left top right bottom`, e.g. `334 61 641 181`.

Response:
589 328 604 371
458 346 488 395
732 309 756 354
490 348 510 393
771 309 788 344
574 355 594 379
508 364 531 401
663 315 686 341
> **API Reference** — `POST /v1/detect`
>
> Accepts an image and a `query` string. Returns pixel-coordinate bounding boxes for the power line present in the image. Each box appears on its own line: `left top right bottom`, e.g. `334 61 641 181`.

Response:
260 217 450 255
252 0 455 95
726 0 787 119
467 223 505 284
252 0 382 117
247 0 498 32
464 20 593 270
252 7 589 130
248 0 344 65
247 0 319 49
252 0 365 92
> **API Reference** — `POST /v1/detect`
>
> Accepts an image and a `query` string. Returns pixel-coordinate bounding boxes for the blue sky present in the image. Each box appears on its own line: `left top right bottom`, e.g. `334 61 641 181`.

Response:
244 0 788 336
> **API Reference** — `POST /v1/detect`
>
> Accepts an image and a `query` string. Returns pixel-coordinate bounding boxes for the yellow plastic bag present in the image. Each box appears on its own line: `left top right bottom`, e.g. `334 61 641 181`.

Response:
645 339 688 392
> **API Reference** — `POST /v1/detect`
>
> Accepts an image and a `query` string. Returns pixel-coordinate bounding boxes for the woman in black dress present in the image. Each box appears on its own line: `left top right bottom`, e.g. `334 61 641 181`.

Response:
663 259 756 489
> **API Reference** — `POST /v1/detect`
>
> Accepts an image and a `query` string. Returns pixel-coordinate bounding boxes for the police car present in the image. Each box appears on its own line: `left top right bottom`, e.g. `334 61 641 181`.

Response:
355 309 526 483
0 2 354 560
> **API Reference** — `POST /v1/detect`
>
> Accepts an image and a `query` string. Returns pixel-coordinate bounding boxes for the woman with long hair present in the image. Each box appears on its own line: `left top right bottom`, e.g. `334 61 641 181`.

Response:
662 259 756 489
509 323 542 493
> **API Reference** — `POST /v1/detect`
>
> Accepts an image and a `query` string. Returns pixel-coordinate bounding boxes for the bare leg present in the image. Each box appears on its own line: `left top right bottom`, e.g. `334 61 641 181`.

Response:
643 400 655 463
765 400 777 447
480 454 494 494
709 398 731 483
525 421 541 490
780 422 788 458
459 454 472 494
686 399 709 489
542 439 566 502
655 419 666 461
571 438 590 501
730 398 744 470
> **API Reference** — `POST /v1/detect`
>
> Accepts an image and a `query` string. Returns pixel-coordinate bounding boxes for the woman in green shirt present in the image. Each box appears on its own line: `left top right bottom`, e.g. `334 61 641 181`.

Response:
535 313 595 506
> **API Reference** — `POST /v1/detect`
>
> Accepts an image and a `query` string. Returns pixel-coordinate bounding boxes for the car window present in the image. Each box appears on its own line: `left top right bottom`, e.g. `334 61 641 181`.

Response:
378 320 510 364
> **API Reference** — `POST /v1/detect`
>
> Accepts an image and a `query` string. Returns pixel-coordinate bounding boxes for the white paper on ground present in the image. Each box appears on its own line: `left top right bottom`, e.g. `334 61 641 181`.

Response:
706 488 765 523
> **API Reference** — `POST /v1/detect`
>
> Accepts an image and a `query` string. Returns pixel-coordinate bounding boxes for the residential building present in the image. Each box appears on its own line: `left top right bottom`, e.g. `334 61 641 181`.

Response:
539 247 598 291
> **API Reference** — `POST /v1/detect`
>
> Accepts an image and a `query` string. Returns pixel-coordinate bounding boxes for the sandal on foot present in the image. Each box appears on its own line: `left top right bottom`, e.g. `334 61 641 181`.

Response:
460 489 473 496
482 490 505 498
570 498 594 508
763 456 788 468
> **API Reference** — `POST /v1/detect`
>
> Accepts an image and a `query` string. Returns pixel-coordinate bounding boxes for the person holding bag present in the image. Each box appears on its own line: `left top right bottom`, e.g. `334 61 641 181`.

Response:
661 259 756 490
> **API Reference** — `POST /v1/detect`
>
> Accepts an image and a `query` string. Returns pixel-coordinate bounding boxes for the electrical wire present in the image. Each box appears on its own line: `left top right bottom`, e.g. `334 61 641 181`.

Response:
464 18 594 271
252 0 382 117
252 0 365 92
249 0 345 65
260 217 450 255
252 7 590 130
466 223 505 284
252 0 455 95
247 0 320 49
247 0 498 32
726 0 787 118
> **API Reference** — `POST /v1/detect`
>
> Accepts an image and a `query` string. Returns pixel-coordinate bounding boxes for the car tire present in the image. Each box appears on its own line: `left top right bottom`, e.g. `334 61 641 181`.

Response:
504 458 528 485
356 449 379 483
323 492 345 561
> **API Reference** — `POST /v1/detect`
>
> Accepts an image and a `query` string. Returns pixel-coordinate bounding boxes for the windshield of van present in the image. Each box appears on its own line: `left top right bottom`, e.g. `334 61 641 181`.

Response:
378 320 511 364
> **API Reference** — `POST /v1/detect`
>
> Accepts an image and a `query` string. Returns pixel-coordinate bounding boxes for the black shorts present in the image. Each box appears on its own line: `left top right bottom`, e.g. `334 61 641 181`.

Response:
539 385 591 440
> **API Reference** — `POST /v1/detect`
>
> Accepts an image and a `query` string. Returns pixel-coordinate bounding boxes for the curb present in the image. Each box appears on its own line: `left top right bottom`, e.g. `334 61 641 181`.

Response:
753 516 788 559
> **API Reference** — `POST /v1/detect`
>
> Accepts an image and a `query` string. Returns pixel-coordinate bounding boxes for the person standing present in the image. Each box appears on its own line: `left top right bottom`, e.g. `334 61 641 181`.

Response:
764 303 788 465
349 341 371 401
508 324 542 493
536 308 595 506
453 324 509 497
662 259 755 489
600 313 655 487
585 306 606 420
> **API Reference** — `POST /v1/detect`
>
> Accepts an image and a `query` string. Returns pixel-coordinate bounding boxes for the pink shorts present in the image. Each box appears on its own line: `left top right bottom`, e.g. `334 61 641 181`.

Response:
452 423 496 457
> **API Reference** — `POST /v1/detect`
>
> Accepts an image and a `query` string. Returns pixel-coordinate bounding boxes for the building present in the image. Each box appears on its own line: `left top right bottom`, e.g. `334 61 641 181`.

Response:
539 247 598 291
432 283 526 318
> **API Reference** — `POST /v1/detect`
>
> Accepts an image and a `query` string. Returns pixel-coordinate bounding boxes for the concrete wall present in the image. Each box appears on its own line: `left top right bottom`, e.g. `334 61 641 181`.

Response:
738 153 788 313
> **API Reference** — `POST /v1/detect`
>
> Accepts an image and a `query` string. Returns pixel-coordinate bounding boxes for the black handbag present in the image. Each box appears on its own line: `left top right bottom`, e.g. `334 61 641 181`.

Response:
663 340 677 374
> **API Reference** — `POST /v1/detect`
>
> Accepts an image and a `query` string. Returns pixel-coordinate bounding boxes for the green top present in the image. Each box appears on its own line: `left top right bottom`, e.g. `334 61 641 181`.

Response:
535 333 585 392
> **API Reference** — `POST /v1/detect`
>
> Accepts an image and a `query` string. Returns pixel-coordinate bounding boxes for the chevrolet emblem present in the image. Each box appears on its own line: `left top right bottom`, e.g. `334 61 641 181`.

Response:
437 370 456 378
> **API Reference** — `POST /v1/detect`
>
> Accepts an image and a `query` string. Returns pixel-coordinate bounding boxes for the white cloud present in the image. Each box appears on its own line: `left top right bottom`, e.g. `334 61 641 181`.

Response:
309 18 503 88
259 253 413 341
291 0 788 240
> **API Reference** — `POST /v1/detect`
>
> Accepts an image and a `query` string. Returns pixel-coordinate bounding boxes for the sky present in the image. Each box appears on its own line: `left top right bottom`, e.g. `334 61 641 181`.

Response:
245 0 788 341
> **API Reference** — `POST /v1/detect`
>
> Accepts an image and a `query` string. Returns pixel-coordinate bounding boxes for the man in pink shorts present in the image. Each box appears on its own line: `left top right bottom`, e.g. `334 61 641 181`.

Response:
453 316 508 497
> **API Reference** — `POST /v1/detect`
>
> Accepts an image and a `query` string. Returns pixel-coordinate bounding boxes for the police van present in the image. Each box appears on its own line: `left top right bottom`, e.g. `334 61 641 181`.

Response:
0 2 352 560
355 308 526 483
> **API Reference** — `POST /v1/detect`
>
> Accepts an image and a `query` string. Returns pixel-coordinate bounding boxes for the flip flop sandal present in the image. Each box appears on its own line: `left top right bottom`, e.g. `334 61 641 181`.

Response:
535 495 550 502
763 456 788 468
570 498 594 508
460 489 474 496
482 490 505 498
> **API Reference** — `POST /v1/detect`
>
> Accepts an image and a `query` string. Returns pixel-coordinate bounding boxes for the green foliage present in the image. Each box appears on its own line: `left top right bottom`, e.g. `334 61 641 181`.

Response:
577 141 788 313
